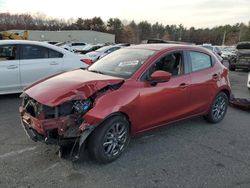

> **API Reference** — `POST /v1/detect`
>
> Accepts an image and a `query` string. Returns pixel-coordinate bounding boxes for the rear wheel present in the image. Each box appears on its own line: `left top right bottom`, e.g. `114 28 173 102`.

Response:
204 92 228 123
88 115 130 163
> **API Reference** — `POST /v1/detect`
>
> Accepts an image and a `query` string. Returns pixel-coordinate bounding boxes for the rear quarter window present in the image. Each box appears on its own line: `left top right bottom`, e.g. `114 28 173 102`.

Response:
189 51 212 72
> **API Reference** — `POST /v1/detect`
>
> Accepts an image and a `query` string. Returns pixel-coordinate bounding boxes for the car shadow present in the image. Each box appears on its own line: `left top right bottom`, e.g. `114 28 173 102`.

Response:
0 93 20 100
67 116 209 167
232 69 249 73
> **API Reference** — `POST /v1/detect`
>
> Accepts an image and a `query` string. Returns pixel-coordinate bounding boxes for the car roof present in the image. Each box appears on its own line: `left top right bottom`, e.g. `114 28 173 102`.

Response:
127 43 201 51
0 40 72 54
0 40 49 45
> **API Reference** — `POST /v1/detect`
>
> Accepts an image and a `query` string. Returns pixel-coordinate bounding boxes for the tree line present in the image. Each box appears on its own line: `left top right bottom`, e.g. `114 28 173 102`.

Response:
0 12 250 45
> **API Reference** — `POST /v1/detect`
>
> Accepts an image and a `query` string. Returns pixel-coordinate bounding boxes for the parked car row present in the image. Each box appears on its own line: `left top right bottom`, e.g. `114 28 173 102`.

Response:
73 44 104 54
55 41 87 52
54 41 130 64
201 44 222 56
81 45 123 64
0 39 131 94
220 46 236 60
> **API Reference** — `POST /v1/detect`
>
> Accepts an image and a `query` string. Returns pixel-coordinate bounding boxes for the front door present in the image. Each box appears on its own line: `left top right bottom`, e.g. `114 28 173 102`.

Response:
136 51 191 132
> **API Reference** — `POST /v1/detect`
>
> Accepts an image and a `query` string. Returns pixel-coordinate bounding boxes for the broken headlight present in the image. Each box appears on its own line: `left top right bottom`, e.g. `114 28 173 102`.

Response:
72 99 92 115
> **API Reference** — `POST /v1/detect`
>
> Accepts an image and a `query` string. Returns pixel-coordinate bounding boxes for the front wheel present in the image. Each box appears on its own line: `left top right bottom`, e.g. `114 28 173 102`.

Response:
88 115 130 163
204 92 228 123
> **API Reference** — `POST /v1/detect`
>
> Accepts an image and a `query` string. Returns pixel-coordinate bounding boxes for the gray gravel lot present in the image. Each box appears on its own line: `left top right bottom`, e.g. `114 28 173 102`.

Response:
0 62 249 188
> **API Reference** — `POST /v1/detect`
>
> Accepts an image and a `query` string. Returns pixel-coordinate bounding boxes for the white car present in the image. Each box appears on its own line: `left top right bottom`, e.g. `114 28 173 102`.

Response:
202 44 222 56
248 72 250 91
221 50 236 60
56 41 86 52
85 45 121 62
0 40 89 94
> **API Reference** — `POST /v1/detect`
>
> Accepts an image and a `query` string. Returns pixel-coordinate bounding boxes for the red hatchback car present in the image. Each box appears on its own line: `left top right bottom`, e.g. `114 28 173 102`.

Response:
20 44 231 163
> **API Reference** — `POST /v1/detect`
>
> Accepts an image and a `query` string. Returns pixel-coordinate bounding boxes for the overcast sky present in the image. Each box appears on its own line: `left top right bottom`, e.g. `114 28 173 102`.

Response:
0 0 249 28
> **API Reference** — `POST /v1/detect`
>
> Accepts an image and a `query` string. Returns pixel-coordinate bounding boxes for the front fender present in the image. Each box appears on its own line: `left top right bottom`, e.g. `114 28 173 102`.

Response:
83 88 140 133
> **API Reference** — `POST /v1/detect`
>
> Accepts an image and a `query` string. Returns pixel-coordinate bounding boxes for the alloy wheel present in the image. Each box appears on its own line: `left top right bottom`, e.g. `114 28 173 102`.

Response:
212 95 226 121
103 122 128 157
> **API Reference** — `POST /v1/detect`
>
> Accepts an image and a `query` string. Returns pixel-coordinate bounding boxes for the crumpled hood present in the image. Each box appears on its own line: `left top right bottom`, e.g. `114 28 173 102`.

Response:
24 69 123 107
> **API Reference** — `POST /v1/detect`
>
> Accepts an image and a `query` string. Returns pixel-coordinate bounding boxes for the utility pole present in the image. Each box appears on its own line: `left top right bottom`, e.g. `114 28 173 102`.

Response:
222 30 226 46
179 28 182 41
238 28 241 42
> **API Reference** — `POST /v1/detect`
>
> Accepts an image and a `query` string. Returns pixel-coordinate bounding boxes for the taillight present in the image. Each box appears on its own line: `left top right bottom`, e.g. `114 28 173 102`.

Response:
81 59 93 65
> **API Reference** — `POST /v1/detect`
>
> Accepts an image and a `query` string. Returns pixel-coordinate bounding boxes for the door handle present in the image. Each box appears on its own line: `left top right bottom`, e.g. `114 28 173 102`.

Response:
7 65 18 69
50 61 59 65
179 83 188 89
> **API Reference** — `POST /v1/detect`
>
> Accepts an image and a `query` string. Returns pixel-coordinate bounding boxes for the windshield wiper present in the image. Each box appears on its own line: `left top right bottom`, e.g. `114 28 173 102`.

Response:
88 69 104 74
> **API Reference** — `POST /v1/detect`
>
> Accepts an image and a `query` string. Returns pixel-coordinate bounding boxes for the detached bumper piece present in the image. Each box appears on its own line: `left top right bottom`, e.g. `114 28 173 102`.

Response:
230 98 250 110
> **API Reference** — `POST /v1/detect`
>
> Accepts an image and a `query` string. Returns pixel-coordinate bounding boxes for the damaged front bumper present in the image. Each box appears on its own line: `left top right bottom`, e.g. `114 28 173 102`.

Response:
19 106 95 146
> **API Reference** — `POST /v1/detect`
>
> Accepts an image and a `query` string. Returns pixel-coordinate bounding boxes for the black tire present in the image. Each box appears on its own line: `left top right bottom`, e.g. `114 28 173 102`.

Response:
229 64 235 71
204 92 228 123
88 115 130 163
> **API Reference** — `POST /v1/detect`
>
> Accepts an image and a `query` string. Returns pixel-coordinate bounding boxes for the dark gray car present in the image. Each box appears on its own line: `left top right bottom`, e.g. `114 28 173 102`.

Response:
229 42 250 71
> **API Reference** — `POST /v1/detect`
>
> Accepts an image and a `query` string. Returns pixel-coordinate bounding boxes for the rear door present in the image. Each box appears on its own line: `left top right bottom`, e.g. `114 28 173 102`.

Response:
19 44 63 88
186 50 216 115
0 44 21 93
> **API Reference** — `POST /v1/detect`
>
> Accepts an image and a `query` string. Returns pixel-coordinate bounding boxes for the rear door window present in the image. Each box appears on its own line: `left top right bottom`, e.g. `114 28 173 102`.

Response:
188 51 212 72
20 45 49 59
20 45 63 59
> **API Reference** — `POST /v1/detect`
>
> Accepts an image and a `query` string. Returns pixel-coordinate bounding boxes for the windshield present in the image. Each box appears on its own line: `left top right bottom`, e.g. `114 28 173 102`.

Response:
88 48 155 79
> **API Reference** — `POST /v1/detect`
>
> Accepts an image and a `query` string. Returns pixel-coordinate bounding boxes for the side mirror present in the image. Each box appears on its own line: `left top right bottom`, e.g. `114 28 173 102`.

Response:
150 70 172 86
